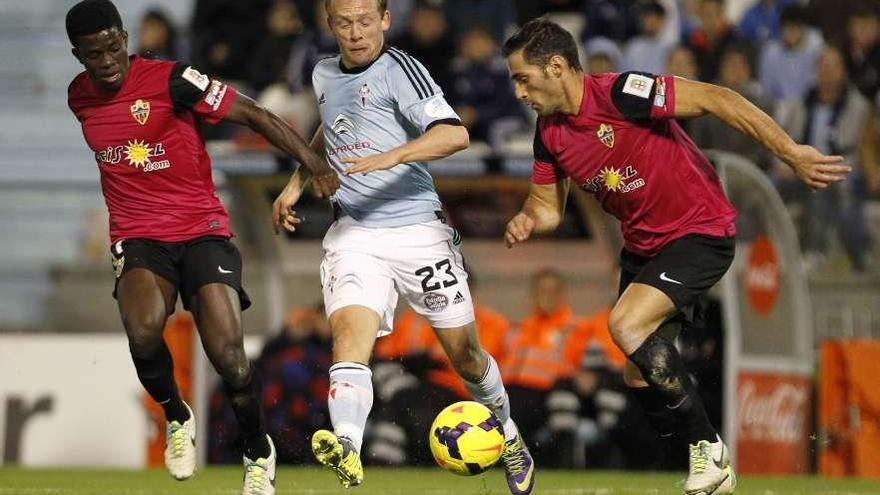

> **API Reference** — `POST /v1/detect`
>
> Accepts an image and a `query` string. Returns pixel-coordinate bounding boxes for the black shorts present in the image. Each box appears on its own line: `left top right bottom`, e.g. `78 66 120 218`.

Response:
110 235 251 311
618 234 734 327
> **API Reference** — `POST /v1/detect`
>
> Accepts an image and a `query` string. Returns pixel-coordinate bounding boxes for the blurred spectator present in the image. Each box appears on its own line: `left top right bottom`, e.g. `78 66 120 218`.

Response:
775 46 877 272
191 0 272 81
738 0 797 46
584 37 623 74
581 0 640 43
208 304 333 464
286 0 338 95
448 26 527 150
758 4 823 101
667 45 699 78
622 1 674 74
394 2 455 93
441 0 516 44
844 5 880 101
248 1 305 92
137 9 180 61
685 0 747 82
808 0 874 46
502 269 590 465
690 45 774 170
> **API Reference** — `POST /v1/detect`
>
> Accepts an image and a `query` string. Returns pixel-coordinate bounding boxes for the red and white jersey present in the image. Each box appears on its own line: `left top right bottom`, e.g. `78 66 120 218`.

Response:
533 72 737 257
68 55 238 243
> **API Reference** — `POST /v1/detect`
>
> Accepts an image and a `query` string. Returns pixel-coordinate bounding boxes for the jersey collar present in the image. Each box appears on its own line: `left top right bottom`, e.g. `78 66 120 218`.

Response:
338 45 390 74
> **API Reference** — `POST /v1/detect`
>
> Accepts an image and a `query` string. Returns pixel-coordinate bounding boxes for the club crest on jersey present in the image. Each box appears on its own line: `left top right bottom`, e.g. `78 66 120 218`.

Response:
597 123 614 148
130 99 150 125
359 83 371 107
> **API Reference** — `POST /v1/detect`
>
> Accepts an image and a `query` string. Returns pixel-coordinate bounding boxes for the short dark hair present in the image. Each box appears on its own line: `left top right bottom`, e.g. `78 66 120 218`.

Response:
66 0 123 46
639 0 666 17
325 0 388 15
780 5 809 27
502 17 582 72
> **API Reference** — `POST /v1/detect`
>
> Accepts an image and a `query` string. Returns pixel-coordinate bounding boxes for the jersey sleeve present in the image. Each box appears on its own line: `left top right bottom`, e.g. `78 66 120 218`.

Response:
532 125 565 184
609 71 676 121
386 49 461 133
168 63 238 124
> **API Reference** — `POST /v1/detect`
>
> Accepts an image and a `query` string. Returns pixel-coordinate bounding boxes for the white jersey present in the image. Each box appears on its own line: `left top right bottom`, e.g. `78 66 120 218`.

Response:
312 46 461 227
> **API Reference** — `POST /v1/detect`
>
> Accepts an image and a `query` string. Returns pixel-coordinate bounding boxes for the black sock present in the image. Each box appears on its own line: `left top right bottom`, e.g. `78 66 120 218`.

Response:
630 386 676 438
224 368 270 459
131 345 189 423
628 333 716 445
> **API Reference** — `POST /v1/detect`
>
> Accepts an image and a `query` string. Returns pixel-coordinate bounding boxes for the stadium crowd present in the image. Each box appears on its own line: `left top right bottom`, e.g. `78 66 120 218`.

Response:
129 0 878 469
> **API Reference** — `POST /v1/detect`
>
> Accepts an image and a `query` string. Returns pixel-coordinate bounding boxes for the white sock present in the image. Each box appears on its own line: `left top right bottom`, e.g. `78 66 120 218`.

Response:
463 354 519 441
328 362 373 453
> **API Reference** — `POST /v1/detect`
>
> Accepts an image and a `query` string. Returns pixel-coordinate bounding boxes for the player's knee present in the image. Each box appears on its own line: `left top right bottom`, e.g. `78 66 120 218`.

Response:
608 307 641 353
215 344 250 387
123 311 167 357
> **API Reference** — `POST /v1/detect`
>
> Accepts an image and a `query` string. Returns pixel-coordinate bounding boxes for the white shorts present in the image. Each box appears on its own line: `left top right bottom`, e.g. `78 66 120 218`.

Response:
320 216 475 336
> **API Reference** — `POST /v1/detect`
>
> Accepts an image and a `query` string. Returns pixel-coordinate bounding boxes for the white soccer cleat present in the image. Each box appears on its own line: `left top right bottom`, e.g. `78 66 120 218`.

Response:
164 402 196 481
684 436 734 495
243 435 277 495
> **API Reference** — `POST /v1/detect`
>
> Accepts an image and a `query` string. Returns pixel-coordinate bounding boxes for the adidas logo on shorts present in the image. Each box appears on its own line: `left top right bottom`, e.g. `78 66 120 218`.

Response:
452 291 465 305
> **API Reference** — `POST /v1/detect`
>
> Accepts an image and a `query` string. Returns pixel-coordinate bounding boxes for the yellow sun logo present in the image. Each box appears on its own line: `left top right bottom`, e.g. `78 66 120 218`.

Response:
124 140 153 168
600 166 623 191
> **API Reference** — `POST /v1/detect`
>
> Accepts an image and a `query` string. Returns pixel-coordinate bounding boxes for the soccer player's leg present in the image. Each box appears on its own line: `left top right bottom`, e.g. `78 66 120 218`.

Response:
610 235 735 495
113 240 196 480
313 229 397 488
432 322 535 495
182 237 275 495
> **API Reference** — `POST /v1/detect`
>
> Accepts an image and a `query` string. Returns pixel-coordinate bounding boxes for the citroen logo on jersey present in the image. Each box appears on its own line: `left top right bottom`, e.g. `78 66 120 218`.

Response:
597 123 614 148
331 114 357 138
359 83 371 107
130 99 150 125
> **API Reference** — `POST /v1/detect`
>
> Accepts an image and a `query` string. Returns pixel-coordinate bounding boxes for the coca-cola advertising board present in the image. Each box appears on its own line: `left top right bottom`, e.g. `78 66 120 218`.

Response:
736 371 811 473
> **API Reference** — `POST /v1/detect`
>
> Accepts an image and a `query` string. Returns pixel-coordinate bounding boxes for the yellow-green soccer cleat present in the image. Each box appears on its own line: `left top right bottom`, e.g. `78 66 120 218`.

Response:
311 430 364 488
165 402 196 481
500 433 536 495
684 436 734 495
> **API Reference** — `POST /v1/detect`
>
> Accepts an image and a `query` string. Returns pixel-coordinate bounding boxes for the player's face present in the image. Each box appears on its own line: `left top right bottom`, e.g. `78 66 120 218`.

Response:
327 0 390 68
507 49 565 116
72 27 130 91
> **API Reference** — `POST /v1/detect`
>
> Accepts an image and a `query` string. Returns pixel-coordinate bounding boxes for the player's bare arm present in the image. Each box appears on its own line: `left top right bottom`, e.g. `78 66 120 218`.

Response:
224 94 339 198
504 179 570 248
673 77 851 190
343 123 469 175
272 128 327 234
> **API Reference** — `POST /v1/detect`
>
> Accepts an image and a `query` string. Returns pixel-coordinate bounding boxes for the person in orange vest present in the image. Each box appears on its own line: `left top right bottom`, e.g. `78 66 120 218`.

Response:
501 268 587 465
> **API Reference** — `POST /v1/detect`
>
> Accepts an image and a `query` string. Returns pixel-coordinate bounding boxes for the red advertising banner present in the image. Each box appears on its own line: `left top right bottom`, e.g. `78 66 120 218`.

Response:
737 371 811 474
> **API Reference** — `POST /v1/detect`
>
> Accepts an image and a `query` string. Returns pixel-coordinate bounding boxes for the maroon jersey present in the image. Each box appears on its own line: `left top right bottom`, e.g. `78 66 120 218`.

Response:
68 55 238 243
533 72 737 257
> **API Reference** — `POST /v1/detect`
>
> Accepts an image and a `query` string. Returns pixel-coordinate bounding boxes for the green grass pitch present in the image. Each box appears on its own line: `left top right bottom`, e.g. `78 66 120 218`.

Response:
2 467 879 494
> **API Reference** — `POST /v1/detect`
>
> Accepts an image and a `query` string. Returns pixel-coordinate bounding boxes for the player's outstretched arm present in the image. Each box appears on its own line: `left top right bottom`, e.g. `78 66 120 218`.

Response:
271 128 328 234
504 179 570 248
343 124 469 175
673 78 851 190
224 94 339 198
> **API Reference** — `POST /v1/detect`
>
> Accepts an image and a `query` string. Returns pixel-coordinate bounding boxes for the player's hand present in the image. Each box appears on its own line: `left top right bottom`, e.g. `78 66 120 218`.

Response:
308 161 340 198
272 179 306 234
342 151 400 175
504 212 535 248
785 144 851 191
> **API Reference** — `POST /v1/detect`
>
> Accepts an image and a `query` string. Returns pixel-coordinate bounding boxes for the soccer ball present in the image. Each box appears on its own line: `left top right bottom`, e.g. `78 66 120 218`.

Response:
428 401 505 476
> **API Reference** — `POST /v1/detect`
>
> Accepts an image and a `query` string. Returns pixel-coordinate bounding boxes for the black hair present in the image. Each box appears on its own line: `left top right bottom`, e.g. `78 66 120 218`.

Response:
780 4 809 27
502 17 582 72
639 0 666 17
66 0 123 46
